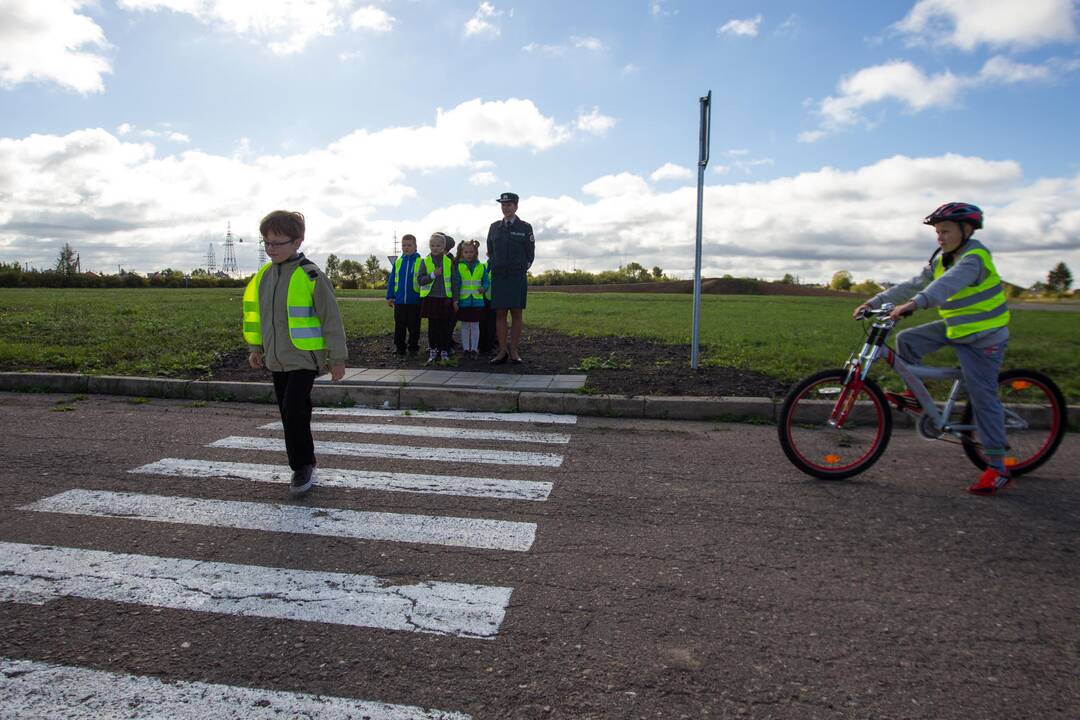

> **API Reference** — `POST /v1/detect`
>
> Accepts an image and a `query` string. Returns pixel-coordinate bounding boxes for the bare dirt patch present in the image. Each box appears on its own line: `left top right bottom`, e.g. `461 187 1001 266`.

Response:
207 327 788 398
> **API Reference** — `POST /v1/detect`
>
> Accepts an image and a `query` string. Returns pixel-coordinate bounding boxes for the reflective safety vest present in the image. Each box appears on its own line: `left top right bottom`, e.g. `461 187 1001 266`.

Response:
418 255 453 298
242 261 327 351
933 240 1010 339
458 261 487 301
392 254 420 296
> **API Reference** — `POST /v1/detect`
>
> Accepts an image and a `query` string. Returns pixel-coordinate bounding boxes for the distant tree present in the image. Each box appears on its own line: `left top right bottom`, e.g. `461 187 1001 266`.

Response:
830 270 853 292
362 254 385 288
190 267 209 277
850 279 884 295
780 273 796 285
338 259 362 289
651 266 663 279
325 254 341 285
1047 262 1073 292
55 243 79 278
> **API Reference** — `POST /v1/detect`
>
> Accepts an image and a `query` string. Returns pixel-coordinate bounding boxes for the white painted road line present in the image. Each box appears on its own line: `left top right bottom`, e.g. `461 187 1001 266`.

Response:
209 436 565 467
23 490 537 552
132 458 554 501
0 657 472 720
262 421 571 445
312 407 578 425
0 542 512 639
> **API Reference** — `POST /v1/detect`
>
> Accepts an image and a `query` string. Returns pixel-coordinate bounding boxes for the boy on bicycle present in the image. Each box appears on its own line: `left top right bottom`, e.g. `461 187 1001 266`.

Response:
853 202 1011 495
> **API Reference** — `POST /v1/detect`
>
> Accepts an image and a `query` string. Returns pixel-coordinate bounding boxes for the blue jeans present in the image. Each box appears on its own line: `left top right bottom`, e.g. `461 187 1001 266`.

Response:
896 321 1008 455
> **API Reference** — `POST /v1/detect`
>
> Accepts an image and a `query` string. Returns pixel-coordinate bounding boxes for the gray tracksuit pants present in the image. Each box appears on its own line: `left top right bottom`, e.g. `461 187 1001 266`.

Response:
896 320 1008 455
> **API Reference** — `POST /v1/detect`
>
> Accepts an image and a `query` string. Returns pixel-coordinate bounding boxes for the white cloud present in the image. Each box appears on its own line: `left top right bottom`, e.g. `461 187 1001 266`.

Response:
622 63 640 75
575 107 617 136
802 55 1072 140
0 98 575 273
167 132 191 143
464 1 501 37
522 42 566 56
350 6 395 33
583 172 651 198
713 157 774 175
3 135 1077 286
116 123 134 136
117 0 349 55
437 98 572 150
896 0 1079 51
0 0 111 93
397 152 1077 287
571 35 604 51
469 171 498 186
718 15 762 38
650 163 694 182
649 0 675 18
524 35 605 55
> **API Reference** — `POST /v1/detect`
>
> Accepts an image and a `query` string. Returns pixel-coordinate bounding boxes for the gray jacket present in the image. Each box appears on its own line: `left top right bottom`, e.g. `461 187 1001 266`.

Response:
868 238 1009 347
247 254 348 372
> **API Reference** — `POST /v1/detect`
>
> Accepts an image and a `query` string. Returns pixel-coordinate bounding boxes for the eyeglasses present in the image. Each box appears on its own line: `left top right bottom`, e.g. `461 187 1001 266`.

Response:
262 238 296 248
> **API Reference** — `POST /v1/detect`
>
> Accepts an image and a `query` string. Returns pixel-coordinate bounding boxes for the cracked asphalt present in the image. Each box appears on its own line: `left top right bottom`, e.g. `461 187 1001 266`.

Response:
1 391 1078 719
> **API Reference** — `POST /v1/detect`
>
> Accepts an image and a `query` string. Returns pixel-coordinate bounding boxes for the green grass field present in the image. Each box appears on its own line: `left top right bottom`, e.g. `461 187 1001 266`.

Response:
1 287 1077 399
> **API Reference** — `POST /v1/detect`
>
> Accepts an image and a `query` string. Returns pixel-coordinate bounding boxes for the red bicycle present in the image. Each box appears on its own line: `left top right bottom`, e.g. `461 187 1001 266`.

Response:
778 304 1067 480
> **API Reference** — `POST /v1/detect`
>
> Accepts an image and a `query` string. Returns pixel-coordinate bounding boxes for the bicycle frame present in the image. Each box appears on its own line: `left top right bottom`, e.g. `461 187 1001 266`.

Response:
834 305 977 438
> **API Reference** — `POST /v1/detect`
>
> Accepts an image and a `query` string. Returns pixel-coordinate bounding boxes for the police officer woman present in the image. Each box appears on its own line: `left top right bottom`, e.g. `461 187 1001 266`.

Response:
486 192 535 364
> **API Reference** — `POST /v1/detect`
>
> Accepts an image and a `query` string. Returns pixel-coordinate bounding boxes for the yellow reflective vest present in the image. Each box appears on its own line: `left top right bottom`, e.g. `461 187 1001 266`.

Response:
418 255 453 298
242 261 327 351
932 240 1010 339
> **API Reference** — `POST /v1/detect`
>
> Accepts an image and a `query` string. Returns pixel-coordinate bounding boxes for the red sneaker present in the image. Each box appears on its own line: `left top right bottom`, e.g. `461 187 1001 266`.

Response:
968 468 1012 495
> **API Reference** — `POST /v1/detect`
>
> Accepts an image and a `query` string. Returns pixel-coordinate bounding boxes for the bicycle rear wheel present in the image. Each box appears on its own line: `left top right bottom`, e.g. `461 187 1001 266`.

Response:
961 368 1067 476
778 368 892 480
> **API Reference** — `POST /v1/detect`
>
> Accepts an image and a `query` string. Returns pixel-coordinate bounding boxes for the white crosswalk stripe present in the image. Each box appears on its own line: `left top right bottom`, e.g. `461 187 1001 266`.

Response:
209 435 565 467
313 407 578 424
0 541 512 638
0 657 472 720
263 420 572 445
131 458 553 501
8 405 578 713
23 489 537 551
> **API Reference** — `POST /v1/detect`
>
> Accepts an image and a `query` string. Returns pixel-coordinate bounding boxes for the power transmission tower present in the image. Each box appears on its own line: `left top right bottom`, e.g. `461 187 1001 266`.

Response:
257 234 267 266
221 222 239 277
206 243 216 274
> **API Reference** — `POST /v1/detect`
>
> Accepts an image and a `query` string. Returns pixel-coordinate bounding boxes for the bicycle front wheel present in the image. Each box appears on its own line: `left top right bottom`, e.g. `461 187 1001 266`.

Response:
961 368 1067 476
778 369 892 480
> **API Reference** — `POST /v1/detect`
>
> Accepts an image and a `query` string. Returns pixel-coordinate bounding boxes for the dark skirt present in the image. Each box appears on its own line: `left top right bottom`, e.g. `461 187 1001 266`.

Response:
490 271 527 309
420 297 455 320
456 306 484 322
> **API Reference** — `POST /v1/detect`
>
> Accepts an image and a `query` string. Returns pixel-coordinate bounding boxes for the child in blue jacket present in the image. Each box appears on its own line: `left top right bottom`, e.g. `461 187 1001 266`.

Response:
386 233 422 356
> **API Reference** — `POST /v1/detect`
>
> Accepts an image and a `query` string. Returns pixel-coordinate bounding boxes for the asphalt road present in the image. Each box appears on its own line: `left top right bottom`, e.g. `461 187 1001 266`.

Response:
0 392 1077 719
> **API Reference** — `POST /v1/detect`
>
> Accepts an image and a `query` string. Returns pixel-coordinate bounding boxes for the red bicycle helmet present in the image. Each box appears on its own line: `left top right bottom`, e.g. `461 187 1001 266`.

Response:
924 202 983 229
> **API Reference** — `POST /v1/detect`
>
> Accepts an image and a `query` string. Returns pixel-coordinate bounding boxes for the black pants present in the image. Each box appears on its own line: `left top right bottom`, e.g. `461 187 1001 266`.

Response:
272 369 317 471
428 317 453 352
393 303 421 353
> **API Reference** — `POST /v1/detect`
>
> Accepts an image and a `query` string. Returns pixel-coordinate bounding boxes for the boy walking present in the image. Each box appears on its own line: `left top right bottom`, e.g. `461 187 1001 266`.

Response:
244 210 347 498
386 233 422 356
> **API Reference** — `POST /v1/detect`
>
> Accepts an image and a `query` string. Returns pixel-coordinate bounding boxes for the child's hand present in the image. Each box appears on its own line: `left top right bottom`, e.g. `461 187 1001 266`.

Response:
852 303 872 319
330 362 346 381
387 299 395 308
248 350 264 369
453 301 459 312
888 301 917 322
433 266 443 277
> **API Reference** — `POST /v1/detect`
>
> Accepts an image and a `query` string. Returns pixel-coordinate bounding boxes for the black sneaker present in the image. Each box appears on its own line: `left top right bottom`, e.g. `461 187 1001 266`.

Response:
290 465 316 498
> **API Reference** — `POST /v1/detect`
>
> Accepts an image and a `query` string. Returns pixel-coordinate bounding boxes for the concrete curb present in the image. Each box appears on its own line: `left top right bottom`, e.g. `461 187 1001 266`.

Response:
0 371 779 422
5 372 1076 426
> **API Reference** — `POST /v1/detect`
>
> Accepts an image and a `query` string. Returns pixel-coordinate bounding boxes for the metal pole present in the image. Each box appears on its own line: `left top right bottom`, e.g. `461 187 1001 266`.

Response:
691 91 711 369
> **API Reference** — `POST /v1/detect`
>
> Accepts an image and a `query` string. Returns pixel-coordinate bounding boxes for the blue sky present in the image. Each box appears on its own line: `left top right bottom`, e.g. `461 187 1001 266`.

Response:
2 0 1079 285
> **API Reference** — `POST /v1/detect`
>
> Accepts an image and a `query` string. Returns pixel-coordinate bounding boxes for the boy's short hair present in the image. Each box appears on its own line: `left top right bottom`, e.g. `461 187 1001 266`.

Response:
260 210 306 241
402 234 416 242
